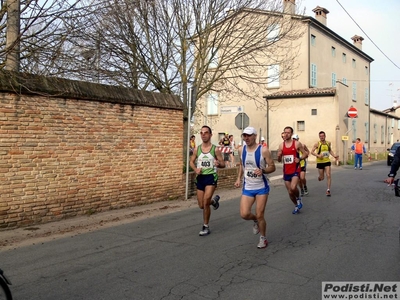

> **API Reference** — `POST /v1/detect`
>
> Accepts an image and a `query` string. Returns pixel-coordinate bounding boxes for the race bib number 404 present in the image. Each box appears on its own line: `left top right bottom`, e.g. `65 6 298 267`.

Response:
283 155 294 164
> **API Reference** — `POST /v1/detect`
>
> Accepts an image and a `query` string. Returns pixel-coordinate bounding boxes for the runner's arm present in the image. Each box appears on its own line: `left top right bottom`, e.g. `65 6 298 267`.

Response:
296 141 308 160
277 143 283 162
189 147 201 174
262 146 276 174
234 146 243 187
310 143 319 157
303 145 310 156
328 143 339 159
215 148 226 168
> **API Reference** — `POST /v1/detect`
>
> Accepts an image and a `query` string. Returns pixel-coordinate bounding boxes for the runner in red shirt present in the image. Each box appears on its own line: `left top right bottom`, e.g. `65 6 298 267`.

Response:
277 126 309 214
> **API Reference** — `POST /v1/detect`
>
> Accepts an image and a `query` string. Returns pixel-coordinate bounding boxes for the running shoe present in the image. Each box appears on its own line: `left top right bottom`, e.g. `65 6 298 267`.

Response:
253 221 260 235
354 167 357 170
199 225 210 236
360 167 362 170
304 186 309 195
300 189 305 197
211 195 220 210
292 207 300 214
297 198 303 210
326 189 331 197
257 236 268 249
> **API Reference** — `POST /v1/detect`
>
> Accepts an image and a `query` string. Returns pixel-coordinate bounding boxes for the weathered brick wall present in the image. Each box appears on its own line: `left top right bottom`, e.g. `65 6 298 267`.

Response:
184 167 238 197
0 72 184 228
215 168 238 190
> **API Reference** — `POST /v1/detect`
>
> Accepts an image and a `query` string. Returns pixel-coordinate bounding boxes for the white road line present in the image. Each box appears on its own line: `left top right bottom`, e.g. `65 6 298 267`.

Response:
269 175 282 181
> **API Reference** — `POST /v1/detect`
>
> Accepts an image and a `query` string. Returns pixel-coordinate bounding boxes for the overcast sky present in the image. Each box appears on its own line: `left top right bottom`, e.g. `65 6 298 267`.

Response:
298 0 400 111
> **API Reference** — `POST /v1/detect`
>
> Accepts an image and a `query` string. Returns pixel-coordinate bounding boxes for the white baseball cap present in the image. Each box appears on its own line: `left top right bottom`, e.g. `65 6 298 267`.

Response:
242 127 257 135
261 137 265 141
292 134 299 140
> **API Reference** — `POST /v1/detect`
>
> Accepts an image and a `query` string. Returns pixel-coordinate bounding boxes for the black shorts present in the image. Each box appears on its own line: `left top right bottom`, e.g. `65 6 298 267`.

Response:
316 162 331 169
195 174 218 191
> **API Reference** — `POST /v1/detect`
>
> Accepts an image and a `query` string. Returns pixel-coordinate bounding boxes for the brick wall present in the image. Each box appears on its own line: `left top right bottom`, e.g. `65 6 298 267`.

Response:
184 167 239 197
0 72 184 228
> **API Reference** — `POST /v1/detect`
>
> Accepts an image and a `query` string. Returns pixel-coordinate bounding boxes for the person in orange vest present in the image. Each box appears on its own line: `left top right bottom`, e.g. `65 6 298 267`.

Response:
351 138 366 170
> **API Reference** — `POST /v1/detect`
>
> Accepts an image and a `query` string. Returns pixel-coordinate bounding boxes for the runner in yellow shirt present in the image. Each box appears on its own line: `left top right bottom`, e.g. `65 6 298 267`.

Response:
310 131 339 197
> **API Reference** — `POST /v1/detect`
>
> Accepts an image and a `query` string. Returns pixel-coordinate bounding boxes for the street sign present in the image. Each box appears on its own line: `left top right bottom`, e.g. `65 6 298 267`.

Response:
220 106 244 114
235 113 249 130
348 107 358 118
342 136 349 141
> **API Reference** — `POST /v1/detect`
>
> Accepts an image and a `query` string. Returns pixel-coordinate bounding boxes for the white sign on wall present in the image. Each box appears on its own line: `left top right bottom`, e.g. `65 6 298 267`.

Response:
220 106 244 114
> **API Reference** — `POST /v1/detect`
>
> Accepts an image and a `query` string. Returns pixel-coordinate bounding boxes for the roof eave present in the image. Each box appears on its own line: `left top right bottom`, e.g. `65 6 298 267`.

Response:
302 16 374 63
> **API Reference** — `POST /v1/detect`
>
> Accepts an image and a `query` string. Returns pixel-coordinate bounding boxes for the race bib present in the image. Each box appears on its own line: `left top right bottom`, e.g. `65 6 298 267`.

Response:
283 155 294 164
245 168 260 178
197 158 213 169
322 151 329 158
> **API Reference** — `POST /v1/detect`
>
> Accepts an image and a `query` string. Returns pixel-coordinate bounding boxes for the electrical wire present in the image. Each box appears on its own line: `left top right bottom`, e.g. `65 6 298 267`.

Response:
336 0 400 69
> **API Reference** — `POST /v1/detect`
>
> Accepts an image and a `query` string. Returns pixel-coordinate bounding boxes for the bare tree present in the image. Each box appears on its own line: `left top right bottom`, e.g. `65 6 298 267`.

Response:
66 0 304 158
0 0 303 158
0 0 88 74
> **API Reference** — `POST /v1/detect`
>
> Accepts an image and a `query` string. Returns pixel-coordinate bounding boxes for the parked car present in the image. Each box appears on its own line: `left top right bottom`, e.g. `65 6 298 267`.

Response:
387 142 400 166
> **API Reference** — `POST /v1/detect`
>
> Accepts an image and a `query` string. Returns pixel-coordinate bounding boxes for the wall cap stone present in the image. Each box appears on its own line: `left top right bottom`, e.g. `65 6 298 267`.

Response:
0 71 183 110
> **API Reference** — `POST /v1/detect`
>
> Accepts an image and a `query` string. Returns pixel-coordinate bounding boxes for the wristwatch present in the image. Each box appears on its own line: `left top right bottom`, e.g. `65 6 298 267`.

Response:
388 173 395 178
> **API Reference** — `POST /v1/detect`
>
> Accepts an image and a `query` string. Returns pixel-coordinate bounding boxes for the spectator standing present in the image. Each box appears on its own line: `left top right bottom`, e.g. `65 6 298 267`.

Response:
351 138 366 170
219 132 231 168
229 134 235 168
189 135 196 156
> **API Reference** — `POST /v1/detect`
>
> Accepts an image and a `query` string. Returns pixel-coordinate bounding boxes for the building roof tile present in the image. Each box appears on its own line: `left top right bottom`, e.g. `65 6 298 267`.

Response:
264 87 336 99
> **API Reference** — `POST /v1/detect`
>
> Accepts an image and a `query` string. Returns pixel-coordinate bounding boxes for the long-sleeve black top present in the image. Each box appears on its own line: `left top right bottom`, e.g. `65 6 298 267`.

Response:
389 147 400 177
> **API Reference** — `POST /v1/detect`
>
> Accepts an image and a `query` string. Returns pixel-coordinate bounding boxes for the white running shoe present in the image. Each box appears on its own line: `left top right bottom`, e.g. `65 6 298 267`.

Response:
257 236 268 249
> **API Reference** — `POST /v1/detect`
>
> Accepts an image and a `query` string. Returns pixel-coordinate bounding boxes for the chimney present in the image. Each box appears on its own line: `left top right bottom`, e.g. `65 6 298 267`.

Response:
312 6 329 26
351 35 364 50
283 0 295 15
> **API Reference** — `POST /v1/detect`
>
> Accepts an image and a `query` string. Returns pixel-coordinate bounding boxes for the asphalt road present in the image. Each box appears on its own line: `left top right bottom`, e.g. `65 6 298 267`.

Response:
1 161 399 300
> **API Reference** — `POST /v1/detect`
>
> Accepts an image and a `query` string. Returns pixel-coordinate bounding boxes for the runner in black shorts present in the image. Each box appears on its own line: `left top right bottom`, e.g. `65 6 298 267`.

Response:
189 125 225 236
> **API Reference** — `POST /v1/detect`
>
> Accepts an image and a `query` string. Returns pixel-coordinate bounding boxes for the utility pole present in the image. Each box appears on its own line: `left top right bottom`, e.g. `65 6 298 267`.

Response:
5 0 20 71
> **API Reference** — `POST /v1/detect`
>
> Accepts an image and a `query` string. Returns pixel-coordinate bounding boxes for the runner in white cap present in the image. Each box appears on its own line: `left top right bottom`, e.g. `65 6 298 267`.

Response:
235 126 276 249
